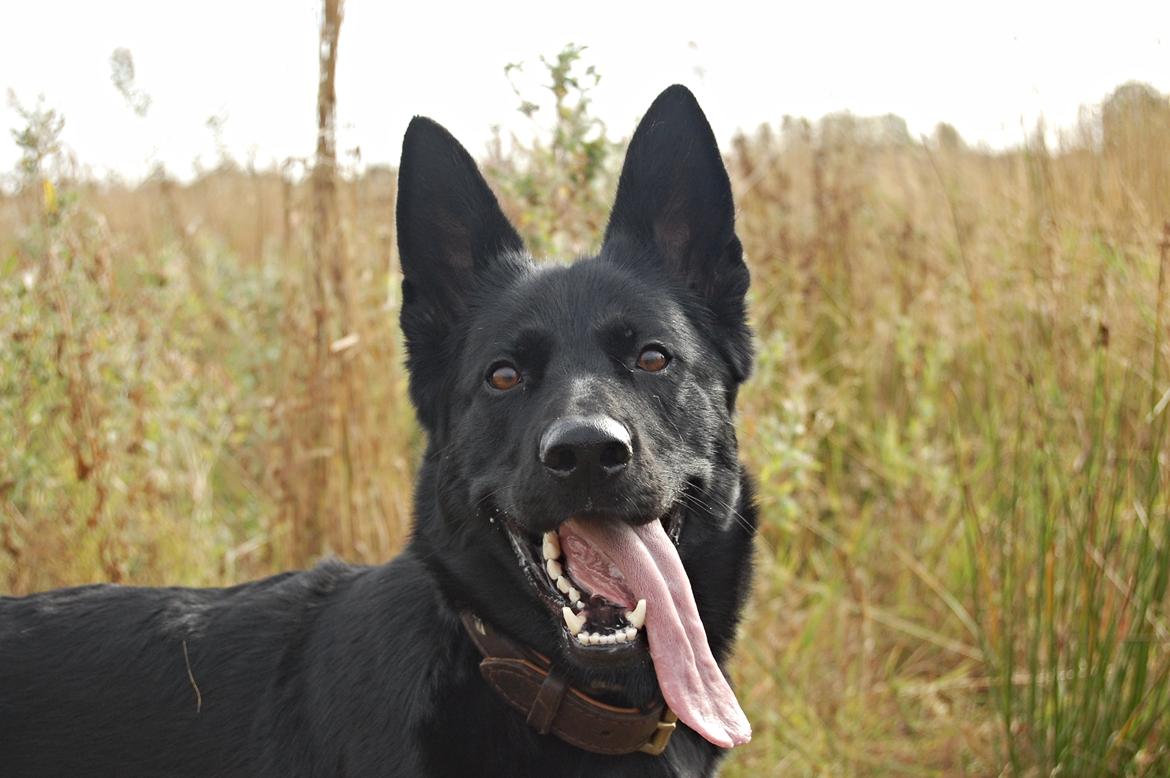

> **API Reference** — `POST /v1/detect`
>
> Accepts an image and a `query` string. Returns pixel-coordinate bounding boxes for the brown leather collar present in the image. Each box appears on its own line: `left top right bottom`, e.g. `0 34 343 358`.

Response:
459 611 677 756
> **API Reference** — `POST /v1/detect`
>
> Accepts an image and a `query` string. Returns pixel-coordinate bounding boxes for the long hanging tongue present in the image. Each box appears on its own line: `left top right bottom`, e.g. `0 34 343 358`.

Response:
559 517 751 749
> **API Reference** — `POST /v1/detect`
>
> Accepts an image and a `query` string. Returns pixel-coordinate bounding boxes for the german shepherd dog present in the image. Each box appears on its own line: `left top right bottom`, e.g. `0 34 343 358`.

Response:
0 85 756 776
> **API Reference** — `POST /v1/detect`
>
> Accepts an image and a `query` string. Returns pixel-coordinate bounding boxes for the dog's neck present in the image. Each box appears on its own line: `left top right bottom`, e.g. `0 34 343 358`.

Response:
457 609 678 757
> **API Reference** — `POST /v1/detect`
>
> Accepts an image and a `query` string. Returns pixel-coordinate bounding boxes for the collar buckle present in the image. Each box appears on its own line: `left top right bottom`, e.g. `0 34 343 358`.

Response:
637 708 678 756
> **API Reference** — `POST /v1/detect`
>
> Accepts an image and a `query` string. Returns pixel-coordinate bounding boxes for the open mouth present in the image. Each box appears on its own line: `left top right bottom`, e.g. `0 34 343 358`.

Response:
501 511 682 652
492 492 752 750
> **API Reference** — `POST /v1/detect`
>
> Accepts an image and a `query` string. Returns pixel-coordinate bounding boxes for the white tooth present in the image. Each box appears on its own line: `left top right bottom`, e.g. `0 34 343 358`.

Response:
626 599 647 629
576 631 590 644
624 627 637 641
545 559 563 579
575 600 585 610
603 634 616 645
562 606 585 636
542 532 561 560
589 633 602 645
556 576 571 594
614 630 628 643
567 586 580 602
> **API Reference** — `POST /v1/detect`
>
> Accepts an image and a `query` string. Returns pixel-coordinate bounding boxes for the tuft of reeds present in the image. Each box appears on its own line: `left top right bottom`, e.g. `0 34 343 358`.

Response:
724 86 1170 776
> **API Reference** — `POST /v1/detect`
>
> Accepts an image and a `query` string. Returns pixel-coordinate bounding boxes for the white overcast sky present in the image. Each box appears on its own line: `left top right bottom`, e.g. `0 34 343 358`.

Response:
1 0 1167 181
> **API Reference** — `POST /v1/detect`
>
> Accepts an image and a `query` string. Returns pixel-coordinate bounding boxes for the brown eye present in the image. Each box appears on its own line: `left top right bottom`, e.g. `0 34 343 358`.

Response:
488 363 522 391
637 347 670 372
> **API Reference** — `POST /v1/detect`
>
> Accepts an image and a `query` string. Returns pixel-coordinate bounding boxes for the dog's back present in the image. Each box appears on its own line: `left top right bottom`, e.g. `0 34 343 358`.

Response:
1 558 446 776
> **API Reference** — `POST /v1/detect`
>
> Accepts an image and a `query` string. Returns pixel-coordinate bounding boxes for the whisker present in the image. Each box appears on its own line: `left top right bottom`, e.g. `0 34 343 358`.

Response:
677 489 755 537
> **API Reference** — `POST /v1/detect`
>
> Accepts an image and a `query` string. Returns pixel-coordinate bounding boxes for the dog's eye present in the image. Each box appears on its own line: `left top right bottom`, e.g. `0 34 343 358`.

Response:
636 347 670 373
487 362 522 391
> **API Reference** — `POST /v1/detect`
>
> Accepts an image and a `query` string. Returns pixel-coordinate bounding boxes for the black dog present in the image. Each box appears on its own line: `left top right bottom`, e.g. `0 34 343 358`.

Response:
0 85 757 777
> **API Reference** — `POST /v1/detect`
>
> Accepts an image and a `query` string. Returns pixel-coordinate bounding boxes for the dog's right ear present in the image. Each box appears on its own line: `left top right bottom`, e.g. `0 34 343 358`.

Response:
396 117 525 428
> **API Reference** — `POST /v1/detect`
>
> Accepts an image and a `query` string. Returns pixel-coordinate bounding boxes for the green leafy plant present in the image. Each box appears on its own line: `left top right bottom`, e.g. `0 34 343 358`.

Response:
485 43 620 257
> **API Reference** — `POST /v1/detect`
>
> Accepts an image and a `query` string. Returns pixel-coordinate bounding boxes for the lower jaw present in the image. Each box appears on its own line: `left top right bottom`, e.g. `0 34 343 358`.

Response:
482 489 698 703
514 542 650 666
498 510 686 678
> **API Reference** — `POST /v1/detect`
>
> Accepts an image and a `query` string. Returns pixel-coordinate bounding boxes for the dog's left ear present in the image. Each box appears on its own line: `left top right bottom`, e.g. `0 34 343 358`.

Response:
397 116 526 428
602 85 752 382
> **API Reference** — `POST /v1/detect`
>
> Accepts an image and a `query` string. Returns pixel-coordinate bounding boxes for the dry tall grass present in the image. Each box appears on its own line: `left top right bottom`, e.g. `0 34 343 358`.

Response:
1 53 1167 774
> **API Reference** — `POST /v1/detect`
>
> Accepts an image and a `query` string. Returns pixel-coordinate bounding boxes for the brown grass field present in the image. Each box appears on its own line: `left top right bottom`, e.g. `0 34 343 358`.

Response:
1 38 1168 775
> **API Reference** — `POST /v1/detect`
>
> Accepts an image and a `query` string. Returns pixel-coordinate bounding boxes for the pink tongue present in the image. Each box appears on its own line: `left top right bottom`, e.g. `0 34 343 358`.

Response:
559 518 751 749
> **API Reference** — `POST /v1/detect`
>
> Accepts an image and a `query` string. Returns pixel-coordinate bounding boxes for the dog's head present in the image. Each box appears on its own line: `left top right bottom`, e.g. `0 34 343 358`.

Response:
397 85 754 748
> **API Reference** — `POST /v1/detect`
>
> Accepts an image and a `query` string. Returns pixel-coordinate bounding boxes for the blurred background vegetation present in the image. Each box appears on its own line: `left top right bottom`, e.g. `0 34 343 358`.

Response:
1 18 1168 776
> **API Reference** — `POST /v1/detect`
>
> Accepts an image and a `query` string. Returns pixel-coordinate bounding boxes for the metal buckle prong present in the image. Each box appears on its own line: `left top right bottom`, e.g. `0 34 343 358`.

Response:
637 708 678 756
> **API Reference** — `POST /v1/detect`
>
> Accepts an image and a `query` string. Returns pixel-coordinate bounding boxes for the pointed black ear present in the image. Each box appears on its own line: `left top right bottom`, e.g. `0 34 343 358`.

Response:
396 117 526 428
602 85 752 382
397 116 524 314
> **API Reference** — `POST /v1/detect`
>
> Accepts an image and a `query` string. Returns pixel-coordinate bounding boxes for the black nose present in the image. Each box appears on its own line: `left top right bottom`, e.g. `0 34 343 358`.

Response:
539 415 633 481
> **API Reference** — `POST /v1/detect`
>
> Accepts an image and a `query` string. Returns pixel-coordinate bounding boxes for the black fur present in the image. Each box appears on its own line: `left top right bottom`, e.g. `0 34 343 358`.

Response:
0 85 756 777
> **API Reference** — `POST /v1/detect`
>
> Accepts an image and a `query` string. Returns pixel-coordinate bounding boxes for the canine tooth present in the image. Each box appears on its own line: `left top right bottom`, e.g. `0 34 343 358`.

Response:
545 559 563 579
577 631 590 644
624 626 637 641
626 599 647 629
556 576 571 594
562 606 585 636
567 586 580 602
542 532 561 560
